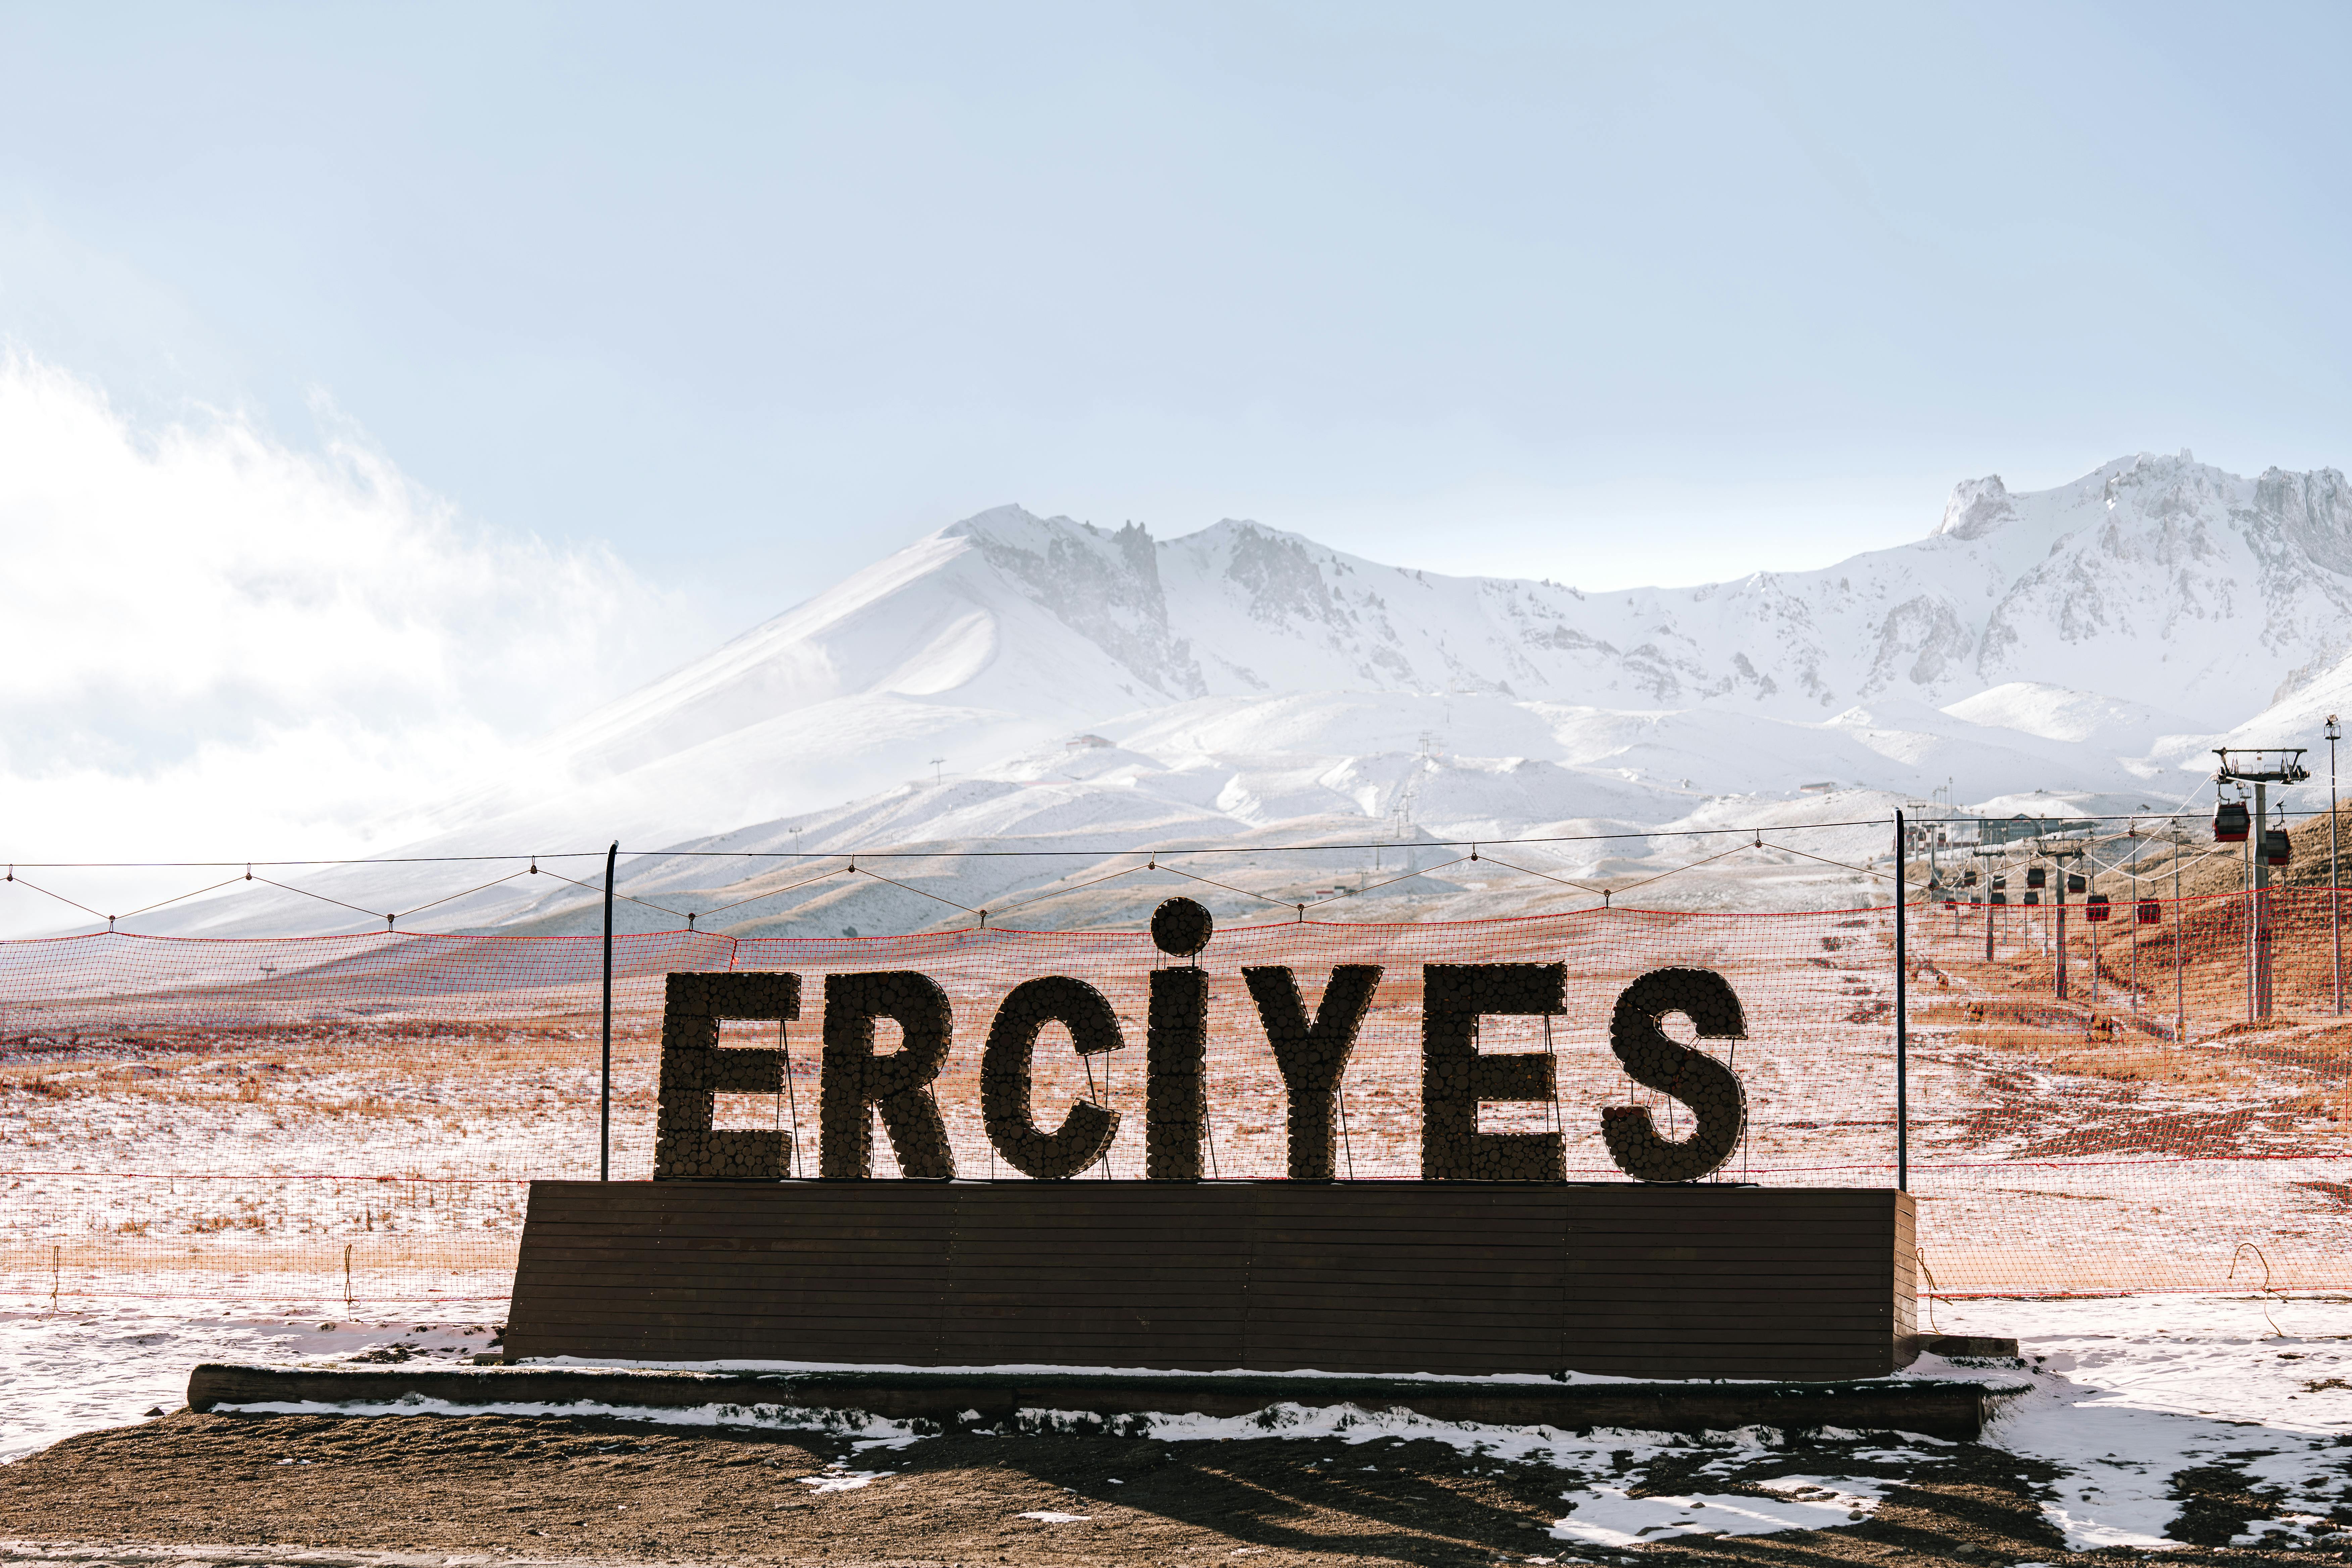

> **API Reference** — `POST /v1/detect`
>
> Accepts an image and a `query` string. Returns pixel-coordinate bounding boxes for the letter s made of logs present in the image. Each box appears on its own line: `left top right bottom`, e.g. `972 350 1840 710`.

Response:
654 971 798 1181
818 971 957 1180
983 975 1124 1179
1601 967 1747 1183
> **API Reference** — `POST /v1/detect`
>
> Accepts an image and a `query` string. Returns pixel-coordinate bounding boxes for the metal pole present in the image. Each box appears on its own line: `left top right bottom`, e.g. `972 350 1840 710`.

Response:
1894 811 1908 1193
2331 717 2342 1016
1985 856 1996 962
2056 856 2068 1002
2174 848 2185 1043
2255 781 2270 893
2254 781 2272 1019
2244 824 2255 1025
601 839 616 1182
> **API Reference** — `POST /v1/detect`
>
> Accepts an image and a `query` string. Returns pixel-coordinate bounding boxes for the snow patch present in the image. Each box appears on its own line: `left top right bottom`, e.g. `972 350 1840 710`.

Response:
1548 1475 1885 1547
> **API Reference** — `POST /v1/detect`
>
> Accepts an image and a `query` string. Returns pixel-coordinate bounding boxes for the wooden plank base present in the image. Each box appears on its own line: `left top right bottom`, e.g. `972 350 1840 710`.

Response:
507 1180 1918 1382
187 1362 2006 1441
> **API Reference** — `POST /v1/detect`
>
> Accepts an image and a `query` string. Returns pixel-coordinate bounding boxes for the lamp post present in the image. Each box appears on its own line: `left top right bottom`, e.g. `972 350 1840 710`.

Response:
2331 715 2343 1017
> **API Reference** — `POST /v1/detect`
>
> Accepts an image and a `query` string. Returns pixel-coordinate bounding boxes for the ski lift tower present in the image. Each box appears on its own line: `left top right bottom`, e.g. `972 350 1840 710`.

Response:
2042 839 2089 1001
1970 844 2009 961
2214 746 2308 1019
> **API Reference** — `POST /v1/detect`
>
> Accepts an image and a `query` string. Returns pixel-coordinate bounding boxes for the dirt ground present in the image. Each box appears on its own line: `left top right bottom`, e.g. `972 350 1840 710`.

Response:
0 1410 2344 1568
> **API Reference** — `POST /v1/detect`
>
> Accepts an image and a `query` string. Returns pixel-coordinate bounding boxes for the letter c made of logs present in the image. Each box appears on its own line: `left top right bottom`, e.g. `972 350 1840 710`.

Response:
982 975 1125 1179
1602 967 1748 1183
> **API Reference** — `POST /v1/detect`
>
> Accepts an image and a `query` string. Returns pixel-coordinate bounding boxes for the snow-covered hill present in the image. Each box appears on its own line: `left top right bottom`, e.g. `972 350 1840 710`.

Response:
121 450 2352 936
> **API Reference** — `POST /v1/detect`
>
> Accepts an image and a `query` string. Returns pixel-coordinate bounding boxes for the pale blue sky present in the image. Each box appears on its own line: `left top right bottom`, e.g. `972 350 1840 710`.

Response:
3 0 2348 634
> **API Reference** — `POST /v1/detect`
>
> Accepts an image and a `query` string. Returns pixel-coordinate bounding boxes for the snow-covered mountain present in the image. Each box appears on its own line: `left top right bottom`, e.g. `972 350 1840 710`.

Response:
125 450 2352 936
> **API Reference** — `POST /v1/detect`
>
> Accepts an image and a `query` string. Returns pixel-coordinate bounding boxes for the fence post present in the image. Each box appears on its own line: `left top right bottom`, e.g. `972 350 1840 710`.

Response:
1894 811 1908 1193
602 840 616 1183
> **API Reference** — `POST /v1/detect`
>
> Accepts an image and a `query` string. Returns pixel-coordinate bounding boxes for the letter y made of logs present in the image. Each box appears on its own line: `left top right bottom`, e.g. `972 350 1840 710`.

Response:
1243 964 1382 1180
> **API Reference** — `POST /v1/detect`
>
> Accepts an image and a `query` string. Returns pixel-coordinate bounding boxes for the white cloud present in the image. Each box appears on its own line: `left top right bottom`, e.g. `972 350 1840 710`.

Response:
0 350 697 930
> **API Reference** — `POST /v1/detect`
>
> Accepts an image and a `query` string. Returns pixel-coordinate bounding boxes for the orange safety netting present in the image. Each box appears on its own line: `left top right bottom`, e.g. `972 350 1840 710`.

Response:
0 890 2344 1307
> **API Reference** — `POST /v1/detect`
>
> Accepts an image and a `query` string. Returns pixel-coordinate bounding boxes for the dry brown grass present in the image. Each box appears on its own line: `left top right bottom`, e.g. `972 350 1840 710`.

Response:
1940 1023 2251 1091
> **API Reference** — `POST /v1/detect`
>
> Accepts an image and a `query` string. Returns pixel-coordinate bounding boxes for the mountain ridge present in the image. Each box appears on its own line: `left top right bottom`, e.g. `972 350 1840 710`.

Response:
110 451 2352 937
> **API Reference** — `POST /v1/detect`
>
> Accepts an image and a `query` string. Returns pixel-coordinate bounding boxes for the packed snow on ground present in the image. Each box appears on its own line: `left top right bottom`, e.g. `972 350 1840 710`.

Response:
1547 1475 1891 1548
1937 1293 2352 1551
0 1297 497 1463
5 1291 2350 1550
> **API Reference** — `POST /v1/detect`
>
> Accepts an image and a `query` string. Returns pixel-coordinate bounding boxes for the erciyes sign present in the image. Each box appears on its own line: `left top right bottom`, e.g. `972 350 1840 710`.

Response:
654 898 1748 1186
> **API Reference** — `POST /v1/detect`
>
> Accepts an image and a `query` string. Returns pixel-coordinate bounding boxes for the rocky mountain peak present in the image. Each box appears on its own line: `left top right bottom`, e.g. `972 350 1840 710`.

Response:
1937 474 2014 539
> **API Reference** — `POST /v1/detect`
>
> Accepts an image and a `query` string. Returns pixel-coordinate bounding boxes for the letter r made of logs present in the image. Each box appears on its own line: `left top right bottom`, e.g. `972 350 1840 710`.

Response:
1420 962 1566 1181
819 971 958 1180
654 971 799 1181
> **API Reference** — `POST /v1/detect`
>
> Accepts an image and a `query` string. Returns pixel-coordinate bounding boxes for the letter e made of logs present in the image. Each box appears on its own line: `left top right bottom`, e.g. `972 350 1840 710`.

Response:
653 971 798 1181
1419 963 1566 1181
